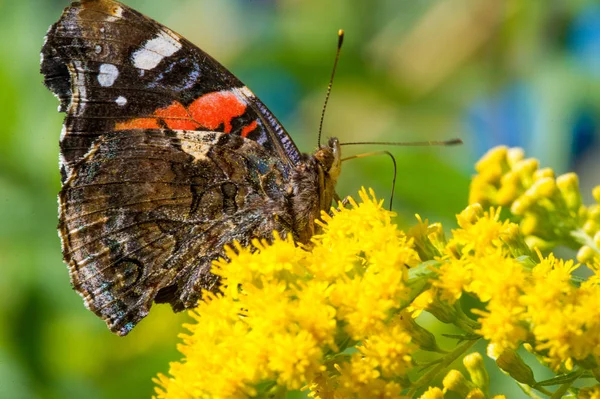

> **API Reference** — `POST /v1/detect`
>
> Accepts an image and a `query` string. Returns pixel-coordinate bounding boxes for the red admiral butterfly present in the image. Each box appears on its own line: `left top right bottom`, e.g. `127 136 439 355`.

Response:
41 0 341 335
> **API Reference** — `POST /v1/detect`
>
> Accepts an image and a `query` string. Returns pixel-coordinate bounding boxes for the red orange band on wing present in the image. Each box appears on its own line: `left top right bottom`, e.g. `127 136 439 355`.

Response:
240 120 258 138
188 91 246 133
154 102 200 130
115 89 257 135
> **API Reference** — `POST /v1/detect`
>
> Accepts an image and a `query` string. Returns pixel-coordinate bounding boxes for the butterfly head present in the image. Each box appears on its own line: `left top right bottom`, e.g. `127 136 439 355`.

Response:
313 137 341 214
314 137 341 183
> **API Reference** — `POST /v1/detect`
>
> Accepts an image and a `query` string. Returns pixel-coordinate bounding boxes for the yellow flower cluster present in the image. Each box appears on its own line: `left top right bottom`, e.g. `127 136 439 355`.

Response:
154 146 600 398
420 202 600 371
154 189 421 399
469 146 600 267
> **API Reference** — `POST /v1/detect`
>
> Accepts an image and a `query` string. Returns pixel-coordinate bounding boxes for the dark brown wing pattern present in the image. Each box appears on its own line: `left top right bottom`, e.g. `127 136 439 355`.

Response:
60 130 292 334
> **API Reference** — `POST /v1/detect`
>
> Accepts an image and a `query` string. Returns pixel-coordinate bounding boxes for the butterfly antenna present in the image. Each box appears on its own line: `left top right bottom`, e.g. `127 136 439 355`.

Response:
340 138 462 210
342 151 397 211
318 29 344 148
340 138 463 147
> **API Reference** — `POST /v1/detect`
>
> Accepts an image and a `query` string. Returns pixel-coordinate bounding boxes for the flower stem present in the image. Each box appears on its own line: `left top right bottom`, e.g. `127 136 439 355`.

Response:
407 338 480 396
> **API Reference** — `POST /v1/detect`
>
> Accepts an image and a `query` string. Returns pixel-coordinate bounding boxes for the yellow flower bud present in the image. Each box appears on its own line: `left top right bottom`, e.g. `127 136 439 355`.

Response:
500 170 519 186
583 220 599 236
576 246 596 264
457 204 484 229
418 386 444 399
511 195 535 216
496 184 519 206
520 216 538 236
468 179 489 205
495 349 536 385
589 204 600 223
466 388 486 399
512 158 539 178
533 167 554 181
443 369 471 397
594 231 600 248
475 146 508 175
592 185 600 204
507 147 525 166
427 222 447 250
525 235 554 251
463 352 489 391
528 177 557 200
557 173 582 211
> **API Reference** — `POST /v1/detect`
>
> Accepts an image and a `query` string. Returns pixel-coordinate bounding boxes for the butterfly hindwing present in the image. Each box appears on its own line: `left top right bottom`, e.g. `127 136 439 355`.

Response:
60 129 291 334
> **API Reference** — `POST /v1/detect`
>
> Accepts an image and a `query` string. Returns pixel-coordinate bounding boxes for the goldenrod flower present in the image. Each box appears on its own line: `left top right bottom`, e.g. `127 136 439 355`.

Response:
155 146 600 398
469 146 600 265
154 189 419 399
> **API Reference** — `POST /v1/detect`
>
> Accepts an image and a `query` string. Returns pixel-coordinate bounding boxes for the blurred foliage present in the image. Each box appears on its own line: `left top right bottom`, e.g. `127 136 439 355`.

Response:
0 0 599 398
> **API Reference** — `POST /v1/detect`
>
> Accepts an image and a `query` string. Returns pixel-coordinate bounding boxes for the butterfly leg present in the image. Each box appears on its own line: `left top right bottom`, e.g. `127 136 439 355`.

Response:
331 192 351 214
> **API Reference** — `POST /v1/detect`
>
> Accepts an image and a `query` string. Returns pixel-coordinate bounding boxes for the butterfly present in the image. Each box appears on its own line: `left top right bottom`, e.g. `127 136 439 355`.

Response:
41 0 341 335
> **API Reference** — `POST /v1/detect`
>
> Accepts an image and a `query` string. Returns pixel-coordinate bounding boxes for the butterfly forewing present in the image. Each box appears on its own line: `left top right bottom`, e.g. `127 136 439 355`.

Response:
41 0 301 182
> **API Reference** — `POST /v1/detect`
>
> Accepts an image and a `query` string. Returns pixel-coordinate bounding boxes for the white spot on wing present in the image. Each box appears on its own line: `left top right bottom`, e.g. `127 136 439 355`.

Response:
69 60 87 114
237 86 255 98
180 132 222 162
181 141 211 161
131 30 182 70
98 63 119 87
115 96 127 106
60 124 67 141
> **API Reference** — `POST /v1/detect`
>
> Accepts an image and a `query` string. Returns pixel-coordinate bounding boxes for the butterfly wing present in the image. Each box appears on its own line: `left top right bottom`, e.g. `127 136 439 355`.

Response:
41 0 303 334
60 129 292 335
41 0 302 183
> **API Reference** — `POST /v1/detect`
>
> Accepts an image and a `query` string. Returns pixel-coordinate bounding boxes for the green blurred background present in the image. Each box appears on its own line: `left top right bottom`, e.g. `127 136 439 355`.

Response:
2 0 600 398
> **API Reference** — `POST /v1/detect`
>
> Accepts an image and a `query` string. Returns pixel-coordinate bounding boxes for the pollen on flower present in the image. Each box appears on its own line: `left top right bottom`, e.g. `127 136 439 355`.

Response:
357 325 415 378
154 188 419 398
474 302 528 355
450 206 516 256
155 148 600 398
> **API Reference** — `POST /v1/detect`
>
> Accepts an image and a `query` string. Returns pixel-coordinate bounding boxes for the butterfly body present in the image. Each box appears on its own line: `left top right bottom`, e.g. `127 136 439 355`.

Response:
41 0 340 335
